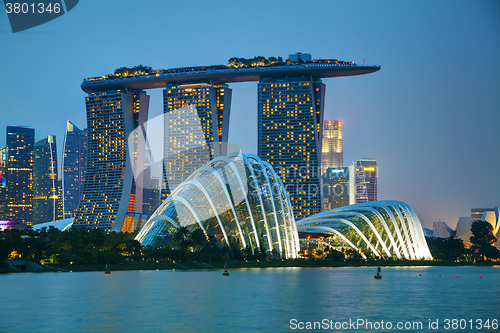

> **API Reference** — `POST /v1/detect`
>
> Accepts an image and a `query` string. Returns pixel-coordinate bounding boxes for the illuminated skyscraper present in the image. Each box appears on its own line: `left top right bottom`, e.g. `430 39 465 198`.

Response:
257 76 325 220
33 135 59 224
79 55 379 225
321 120 343 175
355 159 377 203
6 126 34 227
161 83 232 200
62 120 87 218
0 146 7 220
73 90 150 232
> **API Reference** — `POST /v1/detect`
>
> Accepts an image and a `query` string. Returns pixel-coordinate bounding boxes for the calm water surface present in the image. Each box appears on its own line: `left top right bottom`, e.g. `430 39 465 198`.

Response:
1 266 499 332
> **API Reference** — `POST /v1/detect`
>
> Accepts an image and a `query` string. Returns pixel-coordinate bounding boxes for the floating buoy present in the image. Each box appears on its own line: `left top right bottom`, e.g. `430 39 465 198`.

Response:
419 274 421 276
374 266 382 279
439 274 441 277
479 276 482 278
223 264 229 276
456 275 459 278
105 264 111 274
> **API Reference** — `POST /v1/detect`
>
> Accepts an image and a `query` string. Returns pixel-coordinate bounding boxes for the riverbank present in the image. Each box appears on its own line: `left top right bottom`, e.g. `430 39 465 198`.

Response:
2 259 496 273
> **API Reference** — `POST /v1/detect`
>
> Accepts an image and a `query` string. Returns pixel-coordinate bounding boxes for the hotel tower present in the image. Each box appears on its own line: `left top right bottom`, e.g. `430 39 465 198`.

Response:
73 90 150 232
257 76 325 220
161 83 232 201
79 53 379 229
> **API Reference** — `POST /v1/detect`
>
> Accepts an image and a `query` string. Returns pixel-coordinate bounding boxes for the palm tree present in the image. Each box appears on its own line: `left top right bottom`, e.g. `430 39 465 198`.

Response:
173 226 189 249
190 227 207 252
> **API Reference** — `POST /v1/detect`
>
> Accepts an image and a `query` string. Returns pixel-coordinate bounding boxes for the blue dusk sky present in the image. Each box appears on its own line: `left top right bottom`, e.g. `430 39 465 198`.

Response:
0 0 499 229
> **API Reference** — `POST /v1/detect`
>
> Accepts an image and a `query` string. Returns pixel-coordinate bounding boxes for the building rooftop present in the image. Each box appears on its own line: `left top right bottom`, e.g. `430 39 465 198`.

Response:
81 57 380 93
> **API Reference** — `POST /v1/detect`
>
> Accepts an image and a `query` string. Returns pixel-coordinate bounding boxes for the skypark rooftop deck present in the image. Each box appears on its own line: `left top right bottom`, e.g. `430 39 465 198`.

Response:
81 61 380 93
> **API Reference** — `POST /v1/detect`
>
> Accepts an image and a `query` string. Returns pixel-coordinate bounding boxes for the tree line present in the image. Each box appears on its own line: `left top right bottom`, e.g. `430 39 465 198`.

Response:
1 220 498 265
426 220 499 262
228 56 287 68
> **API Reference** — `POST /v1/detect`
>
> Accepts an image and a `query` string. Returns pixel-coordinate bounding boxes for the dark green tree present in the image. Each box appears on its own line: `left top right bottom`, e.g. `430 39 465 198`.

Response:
470 220 500 260
344 248 363 261
173 226 189 249
426 236 470 262
190 227 207 252
325 248 345 261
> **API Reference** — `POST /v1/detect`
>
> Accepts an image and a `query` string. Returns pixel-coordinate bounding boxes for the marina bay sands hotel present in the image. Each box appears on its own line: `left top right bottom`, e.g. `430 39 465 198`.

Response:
74 53 380 232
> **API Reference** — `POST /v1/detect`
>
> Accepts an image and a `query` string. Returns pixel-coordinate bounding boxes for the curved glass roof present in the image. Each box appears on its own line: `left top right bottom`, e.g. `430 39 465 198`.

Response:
135 152 299 258
296 201 432 260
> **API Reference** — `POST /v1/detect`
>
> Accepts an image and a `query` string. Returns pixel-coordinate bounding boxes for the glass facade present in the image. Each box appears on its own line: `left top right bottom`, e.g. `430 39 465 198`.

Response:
355 159 377 203
0 146 7 221
296 200 432 260
322 167 350 211
257 77 325 221
321 120 343 175
6 126 35 227
136 152 300 258
33 135 60 224
62 120 87 218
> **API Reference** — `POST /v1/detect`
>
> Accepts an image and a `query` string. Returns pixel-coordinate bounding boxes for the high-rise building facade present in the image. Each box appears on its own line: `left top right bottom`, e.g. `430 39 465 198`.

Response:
355 159 377 203
73 89 150 232
79 54 379 228
33 135 59 224
321 120 343 175
62 120 87 218
161 83 232 201
6 126 35 227
322 167 350 210
0 146 7 220
257 76 325 220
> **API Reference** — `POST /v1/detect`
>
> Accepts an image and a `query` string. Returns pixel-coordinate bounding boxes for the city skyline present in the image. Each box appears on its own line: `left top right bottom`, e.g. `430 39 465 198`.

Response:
1 0 499 228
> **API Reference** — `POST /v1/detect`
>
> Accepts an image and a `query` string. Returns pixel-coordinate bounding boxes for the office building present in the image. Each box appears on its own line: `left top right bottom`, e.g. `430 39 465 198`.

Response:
33 135 59 224
355 159 377 203
0 147 7 220
257 76 325 220
55 179 63 220
141 148 160 216
62 120 87 218
73 90 150 232
6 126 34 227
321 120 343 175
161 83 232 201
322 167 350 210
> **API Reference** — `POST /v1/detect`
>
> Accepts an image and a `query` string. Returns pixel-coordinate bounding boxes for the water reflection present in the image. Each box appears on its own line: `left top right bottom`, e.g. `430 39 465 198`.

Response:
0 266 498 332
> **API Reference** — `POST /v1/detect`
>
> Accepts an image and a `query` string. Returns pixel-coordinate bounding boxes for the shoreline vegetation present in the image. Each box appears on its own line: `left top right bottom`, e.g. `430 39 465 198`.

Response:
1 222 498 274
1 259 497 274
